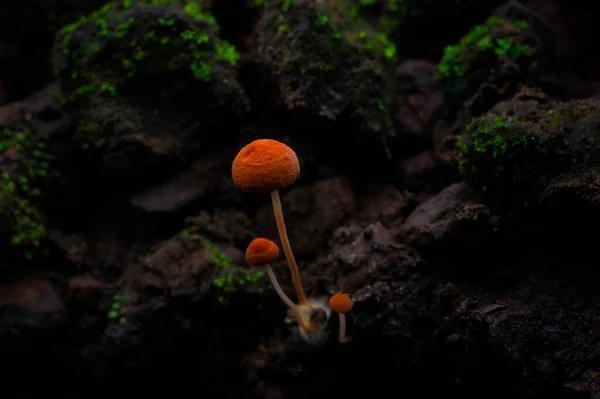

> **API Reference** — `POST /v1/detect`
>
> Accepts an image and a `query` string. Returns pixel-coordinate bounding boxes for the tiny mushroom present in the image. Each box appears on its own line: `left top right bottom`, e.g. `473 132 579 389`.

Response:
329 292 353 344
232 139 307 304
245 237 311 332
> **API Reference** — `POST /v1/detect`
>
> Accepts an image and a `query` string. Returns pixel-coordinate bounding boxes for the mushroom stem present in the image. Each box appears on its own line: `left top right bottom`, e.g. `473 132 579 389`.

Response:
270 190 307 304
265 265 296 310
265 265 311 331
338 313 348 344
295 309 311 332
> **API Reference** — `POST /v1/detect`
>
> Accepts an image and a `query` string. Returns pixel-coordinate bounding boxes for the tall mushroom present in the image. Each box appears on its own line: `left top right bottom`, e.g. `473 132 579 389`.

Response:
232 139 307 304
245 237 311 332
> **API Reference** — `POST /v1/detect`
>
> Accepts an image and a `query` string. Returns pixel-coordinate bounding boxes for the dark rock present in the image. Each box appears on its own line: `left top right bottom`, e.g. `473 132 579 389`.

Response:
0 276 69 333
0 0 106 102
68 274 103 308
255 176 356 258
397 182 494 257
130 151 235 212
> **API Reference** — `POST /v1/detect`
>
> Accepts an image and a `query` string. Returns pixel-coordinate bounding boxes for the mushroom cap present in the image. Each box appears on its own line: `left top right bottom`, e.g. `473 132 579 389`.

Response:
329 293 352 313
246 238 280 267
232 139 300 193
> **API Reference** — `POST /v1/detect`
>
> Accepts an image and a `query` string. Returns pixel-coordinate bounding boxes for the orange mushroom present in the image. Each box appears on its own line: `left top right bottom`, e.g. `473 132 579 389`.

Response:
232 139 307 305
246 237 318 334
245 237 297 311
329 292 353 344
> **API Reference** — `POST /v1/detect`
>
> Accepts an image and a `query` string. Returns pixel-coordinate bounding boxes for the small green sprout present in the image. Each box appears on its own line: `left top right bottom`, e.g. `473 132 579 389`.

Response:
209 244 268 304
108 293 129 325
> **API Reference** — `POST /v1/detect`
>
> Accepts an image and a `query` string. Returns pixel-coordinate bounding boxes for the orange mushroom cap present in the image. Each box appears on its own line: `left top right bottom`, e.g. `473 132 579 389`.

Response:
246 238 280 267
232 139 300 193
329 293 352 313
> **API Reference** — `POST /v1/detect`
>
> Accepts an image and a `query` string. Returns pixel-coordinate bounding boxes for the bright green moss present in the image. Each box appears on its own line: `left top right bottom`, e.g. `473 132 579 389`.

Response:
436 17 534 97
457 115 549 194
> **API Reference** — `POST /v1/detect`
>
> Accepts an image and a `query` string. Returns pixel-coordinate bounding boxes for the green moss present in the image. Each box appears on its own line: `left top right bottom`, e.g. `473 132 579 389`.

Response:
261 0 397 137
208 244 269 305
54 0 244 148
0 128 52 259
214 41 241 66
314 4 397 127
282 0 296 11
457 115 550 194
436 17 534 96
107 293 129 325
173 229 270 304
269 0 397 65
310 3 397 64
358 0 482 45
56 0 239 100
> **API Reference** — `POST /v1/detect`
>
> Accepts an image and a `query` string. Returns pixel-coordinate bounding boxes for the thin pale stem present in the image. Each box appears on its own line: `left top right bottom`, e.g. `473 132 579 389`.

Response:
265 265 310 332
270 190 307 304
265 265 296 310
338 313 347 344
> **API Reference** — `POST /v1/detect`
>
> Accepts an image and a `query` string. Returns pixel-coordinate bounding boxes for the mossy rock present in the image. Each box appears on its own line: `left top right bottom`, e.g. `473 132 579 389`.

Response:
457 95 566 201
0 127 53 260
52 0 249 174
355 0 506 60
565 113 600 171
436 16 538 111
254 0 396 139
537 99 600 216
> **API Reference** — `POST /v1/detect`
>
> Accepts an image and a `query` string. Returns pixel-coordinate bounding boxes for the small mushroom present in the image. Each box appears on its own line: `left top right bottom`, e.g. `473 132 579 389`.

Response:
245 238 311 332
329 292 353 344
232 139 307 304
245 238 296 310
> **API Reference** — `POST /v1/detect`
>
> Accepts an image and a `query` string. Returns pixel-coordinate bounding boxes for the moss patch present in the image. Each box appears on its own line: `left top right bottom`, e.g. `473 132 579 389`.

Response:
456 94 569 203
436 16 536 100
177 229 270 305
0 128 52 259
53 0 247 149
256 0 397 138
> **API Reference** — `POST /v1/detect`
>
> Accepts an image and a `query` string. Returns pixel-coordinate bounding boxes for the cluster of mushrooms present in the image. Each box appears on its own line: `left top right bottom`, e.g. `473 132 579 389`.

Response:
232 139 352 344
